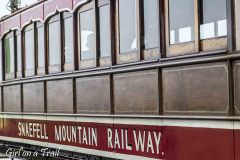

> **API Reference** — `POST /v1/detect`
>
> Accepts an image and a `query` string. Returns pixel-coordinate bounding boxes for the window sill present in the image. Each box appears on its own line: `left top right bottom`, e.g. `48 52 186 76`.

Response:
161 49 227 62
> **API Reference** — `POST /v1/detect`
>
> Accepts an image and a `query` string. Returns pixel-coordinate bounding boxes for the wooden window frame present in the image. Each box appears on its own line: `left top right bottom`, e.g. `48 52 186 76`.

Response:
63 12 75 72
36 22 45 75
77 1 97 69
116 0 141 64
3 31 16 80
165 0 229 57
97 0 114 66
47 14 62 74
23 23 36 77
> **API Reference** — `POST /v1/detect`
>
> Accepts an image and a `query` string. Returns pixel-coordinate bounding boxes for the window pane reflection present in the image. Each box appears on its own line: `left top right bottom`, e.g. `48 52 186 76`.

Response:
5 36 14 74
25 29 35 70
17 34 22 72
144 0 159 49
80 10 95 60
0 43 2 81
37 26 45 68
49 21 60 65
64 17 74 63
99 5 111 57
119 0 137 53
169 0 194 44
200 0 227 39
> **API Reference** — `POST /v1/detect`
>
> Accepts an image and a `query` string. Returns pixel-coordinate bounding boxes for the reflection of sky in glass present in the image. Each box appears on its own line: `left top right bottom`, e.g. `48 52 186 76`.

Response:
80 9 95 60
119 0 137 53
81 31 94 52
200 22 215 39
144 0 159 49
218 20 227 36
200 0 227 39
179 27 192 43
169 0 194 44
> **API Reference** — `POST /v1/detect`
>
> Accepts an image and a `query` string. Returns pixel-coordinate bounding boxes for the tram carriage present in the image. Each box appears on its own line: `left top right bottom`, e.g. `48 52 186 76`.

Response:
0 0 240 159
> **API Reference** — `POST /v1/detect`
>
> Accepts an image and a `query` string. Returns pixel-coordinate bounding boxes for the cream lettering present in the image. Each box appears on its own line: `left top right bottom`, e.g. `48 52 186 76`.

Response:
55 125 97 147
18 122 48 140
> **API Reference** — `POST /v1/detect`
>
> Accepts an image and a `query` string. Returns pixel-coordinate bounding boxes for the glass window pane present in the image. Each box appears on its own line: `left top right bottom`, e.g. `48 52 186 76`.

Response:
5 36 14 74
49 21 60 65
169 0 195 44
25 29 34 70
80 9 95 60
119 0 137 53
144 0 159 49
17 34 22 72
64 17 74 64
99 5 111 57
0 42 2 81
200 0 227 39
37 26 45 68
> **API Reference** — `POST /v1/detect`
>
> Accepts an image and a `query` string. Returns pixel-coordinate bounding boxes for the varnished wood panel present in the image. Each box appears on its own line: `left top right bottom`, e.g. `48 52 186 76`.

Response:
3 85 21 112
114 70 159 114
200 37 227 51
47 79 73 113
76 76 111 114
162 62 229 115
234 60 240 115
23 82 44 113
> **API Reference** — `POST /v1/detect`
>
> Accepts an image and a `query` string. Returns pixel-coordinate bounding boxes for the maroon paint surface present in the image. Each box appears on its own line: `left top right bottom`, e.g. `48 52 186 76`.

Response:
234 130 240 160
0 0 74 37
44 0 73 18
0 118 236 160
21 4 44 27
1 14 21 34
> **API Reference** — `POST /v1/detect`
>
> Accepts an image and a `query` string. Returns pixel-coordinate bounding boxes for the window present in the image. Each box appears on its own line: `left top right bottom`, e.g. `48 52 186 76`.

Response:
142 0 160 60
78 1 97 69
48 15 61 73
116 0 140 64
166 0 228 57
24 24 35 76
98 0 112 66
119 0 137 53
16 31 22 78
47 12 75 73
99 5 111 58
143 0 159 49
200 0 227 40
0 42 2 82
36 22 45 74
63 12 74 71
169 0 194 44
80 10 95 60
4 32 15 80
